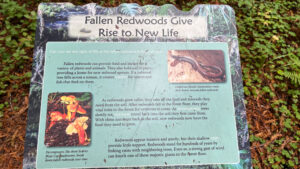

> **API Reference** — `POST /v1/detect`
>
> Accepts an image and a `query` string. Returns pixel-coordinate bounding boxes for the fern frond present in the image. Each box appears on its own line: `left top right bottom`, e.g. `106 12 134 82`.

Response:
118 4 141 16
283 71 300 85
291 57 300 67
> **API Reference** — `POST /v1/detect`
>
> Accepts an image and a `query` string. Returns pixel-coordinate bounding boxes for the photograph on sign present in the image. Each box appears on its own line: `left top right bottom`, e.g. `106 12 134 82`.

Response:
44 92 92 147
168 50 225 83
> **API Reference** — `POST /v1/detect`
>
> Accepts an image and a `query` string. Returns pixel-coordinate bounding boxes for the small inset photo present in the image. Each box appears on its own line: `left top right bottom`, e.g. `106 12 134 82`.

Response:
44 92 92 147
168 50 226 83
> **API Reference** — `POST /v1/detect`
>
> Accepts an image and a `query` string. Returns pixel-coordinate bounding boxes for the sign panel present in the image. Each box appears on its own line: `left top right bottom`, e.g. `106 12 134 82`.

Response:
23 3 252 169
36 42 239 168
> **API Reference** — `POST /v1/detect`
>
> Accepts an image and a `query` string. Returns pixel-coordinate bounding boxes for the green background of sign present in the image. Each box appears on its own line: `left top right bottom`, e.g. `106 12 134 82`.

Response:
36 42 239 168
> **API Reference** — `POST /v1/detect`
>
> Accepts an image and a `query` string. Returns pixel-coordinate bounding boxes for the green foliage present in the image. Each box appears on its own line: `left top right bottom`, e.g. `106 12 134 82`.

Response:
218 0 300 168
0 0 36 93
76 93 92 102
280 71 300 85
0 0 36 126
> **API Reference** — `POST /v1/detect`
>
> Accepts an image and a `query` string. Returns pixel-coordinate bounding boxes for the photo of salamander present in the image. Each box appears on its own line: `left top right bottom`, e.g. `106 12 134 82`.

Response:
44 92 92 147
168 50 226 83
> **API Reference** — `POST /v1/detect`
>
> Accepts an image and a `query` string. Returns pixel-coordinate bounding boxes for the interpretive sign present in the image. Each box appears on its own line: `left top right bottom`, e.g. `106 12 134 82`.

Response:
23 3 252 169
